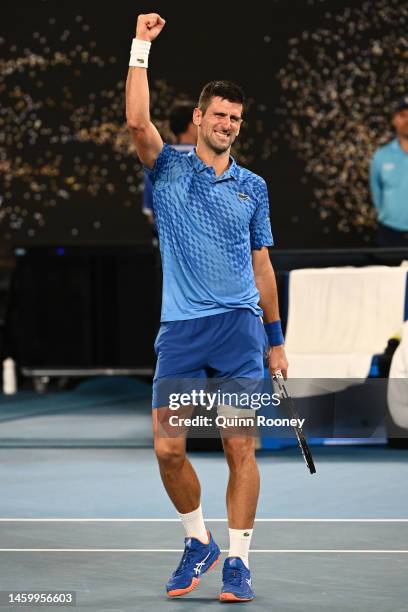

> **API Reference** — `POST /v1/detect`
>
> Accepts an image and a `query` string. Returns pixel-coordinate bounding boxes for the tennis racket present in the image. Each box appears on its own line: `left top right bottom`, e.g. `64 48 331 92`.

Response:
272 370 316 474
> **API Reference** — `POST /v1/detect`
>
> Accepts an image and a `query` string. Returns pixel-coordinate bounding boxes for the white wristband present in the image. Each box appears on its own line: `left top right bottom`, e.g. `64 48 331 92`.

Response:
129 38 151 68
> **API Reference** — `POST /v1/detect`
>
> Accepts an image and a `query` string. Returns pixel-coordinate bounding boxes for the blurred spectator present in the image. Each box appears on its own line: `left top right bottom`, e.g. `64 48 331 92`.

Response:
142 101 197 235
369 95 408 247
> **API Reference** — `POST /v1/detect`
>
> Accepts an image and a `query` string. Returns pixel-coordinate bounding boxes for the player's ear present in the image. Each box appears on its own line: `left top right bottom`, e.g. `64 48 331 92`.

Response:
193 107 202 127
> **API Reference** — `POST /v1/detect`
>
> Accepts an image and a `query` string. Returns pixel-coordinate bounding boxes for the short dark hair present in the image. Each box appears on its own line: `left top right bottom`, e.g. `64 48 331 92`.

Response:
198 80 245 115
169 101 195 137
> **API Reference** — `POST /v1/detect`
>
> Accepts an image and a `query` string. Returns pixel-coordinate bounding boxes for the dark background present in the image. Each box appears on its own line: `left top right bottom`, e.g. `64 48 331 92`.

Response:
1 0 407 252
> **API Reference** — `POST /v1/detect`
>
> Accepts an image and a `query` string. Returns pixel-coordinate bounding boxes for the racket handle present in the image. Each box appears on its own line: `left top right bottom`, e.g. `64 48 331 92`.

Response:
273 369 284 380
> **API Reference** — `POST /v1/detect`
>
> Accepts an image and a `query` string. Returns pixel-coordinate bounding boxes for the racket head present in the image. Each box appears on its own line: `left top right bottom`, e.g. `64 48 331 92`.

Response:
294 426 316 474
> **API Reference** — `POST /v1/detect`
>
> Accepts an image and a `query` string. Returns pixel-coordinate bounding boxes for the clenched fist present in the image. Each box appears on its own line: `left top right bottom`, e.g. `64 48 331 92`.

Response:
136 13 166 42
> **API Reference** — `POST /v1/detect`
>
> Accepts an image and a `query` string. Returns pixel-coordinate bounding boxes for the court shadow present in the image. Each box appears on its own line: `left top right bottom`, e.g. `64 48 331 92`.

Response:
165 596 225 604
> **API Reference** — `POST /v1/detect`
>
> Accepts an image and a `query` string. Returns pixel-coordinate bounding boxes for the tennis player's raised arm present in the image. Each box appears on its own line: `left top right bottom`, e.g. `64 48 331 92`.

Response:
126 13 165 169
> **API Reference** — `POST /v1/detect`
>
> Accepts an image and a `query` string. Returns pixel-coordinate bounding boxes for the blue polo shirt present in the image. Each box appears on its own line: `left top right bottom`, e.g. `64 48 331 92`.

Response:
142 143 194 218
369 138 408 231
147 144 273 322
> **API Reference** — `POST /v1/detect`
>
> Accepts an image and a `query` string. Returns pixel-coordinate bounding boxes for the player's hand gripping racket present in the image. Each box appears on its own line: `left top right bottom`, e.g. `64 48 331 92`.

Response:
272 370 316 474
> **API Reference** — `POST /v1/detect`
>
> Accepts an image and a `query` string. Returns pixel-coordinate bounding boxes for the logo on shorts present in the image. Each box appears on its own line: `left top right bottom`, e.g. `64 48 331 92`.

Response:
137 58 145 64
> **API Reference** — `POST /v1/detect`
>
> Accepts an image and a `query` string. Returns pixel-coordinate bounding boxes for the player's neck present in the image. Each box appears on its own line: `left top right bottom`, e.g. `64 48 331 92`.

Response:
177 133 195 145
195 143 231 177
397 135 408 153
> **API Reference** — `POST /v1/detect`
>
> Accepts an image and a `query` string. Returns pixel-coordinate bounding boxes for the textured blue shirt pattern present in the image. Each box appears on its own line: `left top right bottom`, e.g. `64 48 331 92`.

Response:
142 143 194 215
147 144 273 322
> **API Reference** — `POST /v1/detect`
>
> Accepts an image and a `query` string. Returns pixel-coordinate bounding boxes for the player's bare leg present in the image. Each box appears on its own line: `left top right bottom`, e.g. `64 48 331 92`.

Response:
219 431 258 601
221 434 260 528
152 407 201 513
153 407 220 597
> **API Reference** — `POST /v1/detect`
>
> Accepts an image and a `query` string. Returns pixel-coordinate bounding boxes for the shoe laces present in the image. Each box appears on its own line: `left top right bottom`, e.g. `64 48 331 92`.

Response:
174 547 194 576
223 567 242 586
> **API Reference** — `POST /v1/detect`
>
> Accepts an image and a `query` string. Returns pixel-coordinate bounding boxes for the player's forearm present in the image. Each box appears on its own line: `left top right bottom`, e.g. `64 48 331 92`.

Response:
255 267 281 323
126 66 151 130
126 14 165 131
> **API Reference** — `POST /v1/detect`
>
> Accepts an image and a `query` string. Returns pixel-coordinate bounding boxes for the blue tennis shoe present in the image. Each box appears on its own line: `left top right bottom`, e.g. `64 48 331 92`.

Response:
220 556 254 602
166 531 221 597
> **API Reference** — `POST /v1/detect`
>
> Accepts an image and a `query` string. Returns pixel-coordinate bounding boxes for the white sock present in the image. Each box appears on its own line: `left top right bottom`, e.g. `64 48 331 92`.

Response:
228 528 253 568
177 504 208 543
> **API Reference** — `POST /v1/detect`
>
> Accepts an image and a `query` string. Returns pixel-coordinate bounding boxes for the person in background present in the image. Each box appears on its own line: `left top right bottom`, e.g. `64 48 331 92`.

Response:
142 101 197 231
370 95 408 247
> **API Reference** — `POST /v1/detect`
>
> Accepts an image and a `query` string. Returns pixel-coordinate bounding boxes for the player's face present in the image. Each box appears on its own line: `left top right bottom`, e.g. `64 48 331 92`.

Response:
393 109 408 138
195 97 243 154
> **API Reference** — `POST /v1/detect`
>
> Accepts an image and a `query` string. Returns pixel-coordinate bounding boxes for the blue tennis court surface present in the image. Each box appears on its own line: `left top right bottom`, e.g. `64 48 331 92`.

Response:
1 379 407 610
0 518 407 611
1 444 407 611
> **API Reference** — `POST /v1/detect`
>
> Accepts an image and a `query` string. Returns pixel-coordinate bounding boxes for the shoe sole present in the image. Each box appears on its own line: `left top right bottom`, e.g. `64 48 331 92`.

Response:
167 554 221 597
220 592 254 602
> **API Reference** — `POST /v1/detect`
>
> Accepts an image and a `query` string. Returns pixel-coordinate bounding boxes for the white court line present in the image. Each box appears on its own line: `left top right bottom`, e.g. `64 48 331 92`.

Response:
0 519 407 523
0 549 407 553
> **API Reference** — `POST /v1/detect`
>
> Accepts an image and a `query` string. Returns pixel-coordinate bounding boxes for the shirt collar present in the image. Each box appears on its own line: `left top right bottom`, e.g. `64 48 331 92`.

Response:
187 148 239 181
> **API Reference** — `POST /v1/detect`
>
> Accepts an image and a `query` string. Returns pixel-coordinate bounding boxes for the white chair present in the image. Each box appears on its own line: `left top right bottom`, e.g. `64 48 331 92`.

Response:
284 266 408 383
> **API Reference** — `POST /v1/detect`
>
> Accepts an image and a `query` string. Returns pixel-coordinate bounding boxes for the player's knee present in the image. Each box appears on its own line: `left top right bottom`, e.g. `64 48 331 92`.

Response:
154 438 185 470
222 437 256 469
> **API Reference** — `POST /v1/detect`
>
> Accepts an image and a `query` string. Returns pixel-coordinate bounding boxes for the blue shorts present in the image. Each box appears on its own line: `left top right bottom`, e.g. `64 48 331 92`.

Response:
152 309 268 408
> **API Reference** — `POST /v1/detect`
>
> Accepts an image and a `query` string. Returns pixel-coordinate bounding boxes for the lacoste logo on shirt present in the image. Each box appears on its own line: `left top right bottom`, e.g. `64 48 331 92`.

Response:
237 192 250 201
382 163 394 171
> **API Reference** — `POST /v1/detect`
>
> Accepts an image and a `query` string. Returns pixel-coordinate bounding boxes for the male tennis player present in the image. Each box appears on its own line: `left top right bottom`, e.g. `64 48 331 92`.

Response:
126 13 288 603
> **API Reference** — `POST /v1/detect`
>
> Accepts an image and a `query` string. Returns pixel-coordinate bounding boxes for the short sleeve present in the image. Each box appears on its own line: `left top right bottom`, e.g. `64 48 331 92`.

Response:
142 170 154 213
249 179 274 250
145 143 177 185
